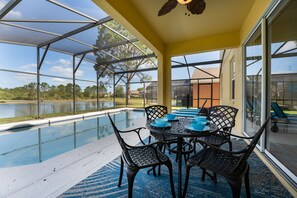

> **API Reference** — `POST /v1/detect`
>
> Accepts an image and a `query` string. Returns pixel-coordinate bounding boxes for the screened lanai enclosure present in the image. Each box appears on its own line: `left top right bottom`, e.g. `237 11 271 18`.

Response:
171 51 223 109
0 0 224 123
0 0 159 123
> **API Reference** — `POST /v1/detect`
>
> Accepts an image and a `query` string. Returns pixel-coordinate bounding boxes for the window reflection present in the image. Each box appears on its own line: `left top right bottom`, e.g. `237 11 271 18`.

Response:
245 26 262 136
267 0 297 177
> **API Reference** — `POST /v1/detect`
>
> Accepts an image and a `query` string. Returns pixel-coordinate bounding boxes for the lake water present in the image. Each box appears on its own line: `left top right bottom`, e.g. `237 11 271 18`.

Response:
0 101 114 118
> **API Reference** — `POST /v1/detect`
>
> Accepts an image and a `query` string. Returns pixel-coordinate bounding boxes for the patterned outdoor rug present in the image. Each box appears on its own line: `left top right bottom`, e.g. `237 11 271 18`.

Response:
60 140 292 198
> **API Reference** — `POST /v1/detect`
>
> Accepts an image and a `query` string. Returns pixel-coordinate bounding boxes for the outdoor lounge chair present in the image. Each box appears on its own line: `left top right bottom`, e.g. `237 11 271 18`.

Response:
108 113 176 198
183 117 270 198
173 99 208 117
271 102 297 124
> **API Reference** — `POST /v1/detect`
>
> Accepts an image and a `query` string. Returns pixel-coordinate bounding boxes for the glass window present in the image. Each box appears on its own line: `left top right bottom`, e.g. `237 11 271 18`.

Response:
231 59 235 100
266 0 297 178
244 25 262 136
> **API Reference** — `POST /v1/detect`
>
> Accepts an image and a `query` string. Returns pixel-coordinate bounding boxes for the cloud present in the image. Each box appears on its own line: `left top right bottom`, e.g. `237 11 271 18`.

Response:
51 78 68 85
49 59 84 78
19 63 36 70
14 73 35 84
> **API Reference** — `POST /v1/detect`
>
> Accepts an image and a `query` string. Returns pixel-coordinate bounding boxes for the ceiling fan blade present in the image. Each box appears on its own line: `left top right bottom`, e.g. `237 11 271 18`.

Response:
158 0 178 16
187 0 206 15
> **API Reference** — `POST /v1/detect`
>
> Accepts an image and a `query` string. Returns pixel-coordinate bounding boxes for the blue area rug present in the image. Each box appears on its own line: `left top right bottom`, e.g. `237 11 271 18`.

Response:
60 140 292 198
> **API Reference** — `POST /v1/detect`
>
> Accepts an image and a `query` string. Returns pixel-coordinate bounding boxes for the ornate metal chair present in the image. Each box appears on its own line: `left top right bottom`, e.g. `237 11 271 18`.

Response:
183 117 270 198
108 113 176 198
199 105 239 151
145 105 194 174
145 105 169 144
193 105 238 181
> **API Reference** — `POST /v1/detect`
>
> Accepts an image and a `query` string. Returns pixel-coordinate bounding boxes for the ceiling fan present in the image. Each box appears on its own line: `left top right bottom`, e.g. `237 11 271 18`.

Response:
158 0 206 16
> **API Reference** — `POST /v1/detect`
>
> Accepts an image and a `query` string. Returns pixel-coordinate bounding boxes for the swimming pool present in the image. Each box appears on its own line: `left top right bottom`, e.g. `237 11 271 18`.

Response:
0 110 145 168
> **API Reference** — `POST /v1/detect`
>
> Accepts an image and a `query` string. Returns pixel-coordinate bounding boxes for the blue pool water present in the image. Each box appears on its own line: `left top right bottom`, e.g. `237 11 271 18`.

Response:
0 110 145 168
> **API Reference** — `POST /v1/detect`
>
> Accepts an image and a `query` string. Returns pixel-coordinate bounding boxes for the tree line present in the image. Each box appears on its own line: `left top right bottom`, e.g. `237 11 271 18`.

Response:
0 82 113 100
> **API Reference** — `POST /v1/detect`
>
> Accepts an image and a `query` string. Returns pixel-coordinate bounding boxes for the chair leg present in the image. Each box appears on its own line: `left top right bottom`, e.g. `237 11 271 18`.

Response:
126 167 139 198
245 165 251 198
227 178 242 198
213 173 217 184
182 165 192 198
158 164 161 176
228 140 233 151
147 166 157 177
201 168 206 181
148 135 151 144
118 156 124 187
164 161 176 198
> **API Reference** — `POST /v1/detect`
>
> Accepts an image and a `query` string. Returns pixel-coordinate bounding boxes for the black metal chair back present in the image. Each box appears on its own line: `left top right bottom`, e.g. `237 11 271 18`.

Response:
208 105 238 133
107 113 136 167
234 118 270 172
145 105 167 121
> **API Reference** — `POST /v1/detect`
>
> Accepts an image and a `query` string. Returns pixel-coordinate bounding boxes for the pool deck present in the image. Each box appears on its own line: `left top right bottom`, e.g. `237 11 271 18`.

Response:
0 108 149 198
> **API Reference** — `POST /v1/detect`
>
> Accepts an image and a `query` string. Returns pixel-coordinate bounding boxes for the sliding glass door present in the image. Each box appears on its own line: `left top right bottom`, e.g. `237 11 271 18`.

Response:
266 0 297 180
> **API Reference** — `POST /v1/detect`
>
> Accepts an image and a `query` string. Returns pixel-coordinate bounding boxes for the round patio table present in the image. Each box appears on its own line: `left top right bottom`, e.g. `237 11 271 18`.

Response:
146 118 219 198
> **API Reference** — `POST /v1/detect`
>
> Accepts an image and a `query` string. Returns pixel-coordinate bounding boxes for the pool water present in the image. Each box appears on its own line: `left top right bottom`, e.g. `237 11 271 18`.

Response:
0 110 145 168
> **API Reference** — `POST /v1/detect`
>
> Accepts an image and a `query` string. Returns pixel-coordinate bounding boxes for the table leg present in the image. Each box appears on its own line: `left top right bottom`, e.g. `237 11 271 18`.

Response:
177 137 183 198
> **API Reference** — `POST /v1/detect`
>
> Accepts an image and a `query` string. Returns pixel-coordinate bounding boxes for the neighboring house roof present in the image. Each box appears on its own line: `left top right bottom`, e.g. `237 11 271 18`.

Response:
130 90 140 95
191 67 220 84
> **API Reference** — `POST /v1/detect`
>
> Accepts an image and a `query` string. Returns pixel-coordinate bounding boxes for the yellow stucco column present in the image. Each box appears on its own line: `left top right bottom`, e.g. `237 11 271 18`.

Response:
157 53 172 112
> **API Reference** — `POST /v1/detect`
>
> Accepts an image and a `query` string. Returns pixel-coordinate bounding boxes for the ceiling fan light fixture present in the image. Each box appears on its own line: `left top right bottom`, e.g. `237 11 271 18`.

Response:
177 0 192 5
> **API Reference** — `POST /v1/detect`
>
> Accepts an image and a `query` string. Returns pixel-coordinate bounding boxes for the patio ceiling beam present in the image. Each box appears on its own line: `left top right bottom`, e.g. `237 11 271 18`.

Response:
0 22 97 51
246 52 297 62
171 60 222 68
0 0 21 19
193 66 218 78
278 47 297 55
97 38 138 51
96 53 156 65
74 54 86 73
115 73 125 86
273 41 287 55
38 44 50 70
74 38 138 56
126 58 146 83
114 67 157 75
97 64 109 80
0 19 95 23
47 0 98 22
184 56 191 80
219 50 226 77
172 60 185 65
102 24 157 67
38 16 112 48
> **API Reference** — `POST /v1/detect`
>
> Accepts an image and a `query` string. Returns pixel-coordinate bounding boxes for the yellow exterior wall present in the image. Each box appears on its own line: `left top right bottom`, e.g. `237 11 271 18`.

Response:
220 48 243 134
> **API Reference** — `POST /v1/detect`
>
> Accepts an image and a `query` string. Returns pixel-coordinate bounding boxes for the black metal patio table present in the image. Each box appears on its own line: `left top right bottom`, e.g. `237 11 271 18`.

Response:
146 118 219 198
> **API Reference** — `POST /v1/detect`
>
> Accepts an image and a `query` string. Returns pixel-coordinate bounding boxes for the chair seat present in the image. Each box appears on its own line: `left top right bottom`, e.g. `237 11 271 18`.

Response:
128 146 168 168
196 134 229 146
188 147 247 179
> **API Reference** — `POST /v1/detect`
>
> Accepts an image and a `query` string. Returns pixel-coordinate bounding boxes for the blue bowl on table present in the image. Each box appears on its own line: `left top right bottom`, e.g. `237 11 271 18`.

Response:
194 116 207 123
166 114 176 120
154 118 168 127
192 120 206 130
